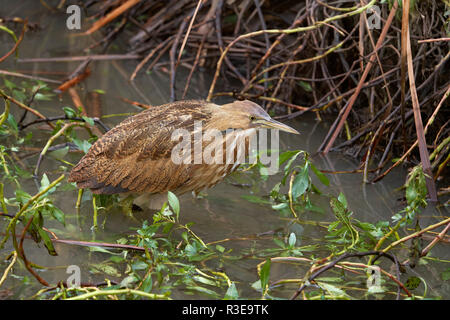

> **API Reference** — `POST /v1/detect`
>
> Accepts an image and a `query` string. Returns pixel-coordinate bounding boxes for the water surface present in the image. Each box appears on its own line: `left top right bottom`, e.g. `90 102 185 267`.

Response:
0 1 448 300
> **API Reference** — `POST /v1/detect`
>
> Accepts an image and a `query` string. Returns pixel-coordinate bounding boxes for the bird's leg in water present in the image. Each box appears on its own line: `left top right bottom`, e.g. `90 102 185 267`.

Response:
92 195 98 230
76 189 84 209
120 193 170 212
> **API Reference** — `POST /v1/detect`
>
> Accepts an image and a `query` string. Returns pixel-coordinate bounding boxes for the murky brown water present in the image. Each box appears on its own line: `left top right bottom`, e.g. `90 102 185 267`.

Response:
1 1 449 300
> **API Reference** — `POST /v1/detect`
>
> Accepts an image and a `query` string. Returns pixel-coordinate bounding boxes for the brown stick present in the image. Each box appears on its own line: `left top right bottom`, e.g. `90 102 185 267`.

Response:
290 251 408 300
67 88 86 116
372 85 450 183
169 19 188 102
57 59 92 92
18 215 50 286
18 54 141 63
182 32 208 99
0 90 55 129
0 69 61 84
421 222 450 257
417 37 450 43
177 0 204 67
405 25 438 201
51 238 146 252
399 0 410 154
79 0 141 36
0 19 27 63
119 97 152 109
130 36 174 80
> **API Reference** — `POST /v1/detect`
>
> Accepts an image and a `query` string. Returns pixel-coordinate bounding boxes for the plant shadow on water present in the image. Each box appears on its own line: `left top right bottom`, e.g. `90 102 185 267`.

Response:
0 1 449 300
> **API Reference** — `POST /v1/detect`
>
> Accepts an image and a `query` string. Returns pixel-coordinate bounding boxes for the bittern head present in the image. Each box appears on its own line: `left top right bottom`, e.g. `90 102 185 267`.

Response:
214 100 300 134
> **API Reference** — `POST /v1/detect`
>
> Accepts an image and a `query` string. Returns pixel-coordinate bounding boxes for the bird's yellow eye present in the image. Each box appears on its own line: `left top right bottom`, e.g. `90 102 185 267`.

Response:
249 115 256 121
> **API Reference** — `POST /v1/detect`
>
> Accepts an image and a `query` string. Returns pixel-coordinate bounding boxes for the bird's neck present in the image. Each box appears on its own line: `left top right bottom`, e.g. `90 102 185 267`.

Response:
205 103 246 131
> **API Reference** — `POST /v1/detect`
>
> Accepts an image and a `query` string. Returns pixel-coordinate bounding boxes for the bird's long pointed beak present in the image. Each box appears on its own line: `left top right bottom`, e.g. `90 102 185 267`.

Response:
256 118 300 134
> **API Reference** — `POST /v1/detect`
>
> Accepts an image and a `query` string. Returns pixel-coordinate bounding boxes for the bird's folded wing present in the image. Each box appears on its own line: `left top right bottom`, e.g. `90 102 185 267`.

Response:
68 100 211 194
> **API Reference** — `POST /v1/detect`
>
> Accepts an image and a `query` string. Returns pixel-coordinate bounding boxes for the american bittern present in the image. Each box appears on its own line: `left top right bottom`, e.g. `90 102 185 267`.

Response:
68 100 299 209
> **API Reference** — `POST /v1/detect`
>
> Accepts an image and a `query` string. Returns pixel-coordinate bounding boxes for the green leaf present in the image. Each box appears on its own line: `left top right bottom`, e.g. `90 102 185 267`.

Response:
297 81 312 92
259 164 269 181
4 78 17 90
141 274 153 292
357 222 375 231
251 280 262 291
405 276 421 290
63 106 77 118
109 256 125 264
337 192 347 209
15 189 31 204
167 191 180 219
7 113 18 133
186 286 219 298
316 281 347 297
48 146 69 159
160 222 172 234
273 238 286 248
278 150 301 166
12 89 26 103
367 285 385 294
259 259 271 294
441 268 450 281
270 182 281 198
39 173 57 195
39 173 50 191
181 231 189 243
82 116 95 126
34 80 49 90
288 232 296 248
14 165 32 179
224 282 239 300
72 138 92 153
405 184 417 205
241 195 271 205
376 221 390 228
193 275 218 287
330 197 348 221
34 92 55 101
185 243 197 256
305 200 325 214
282 151 302 176
50 206 65 226
38 228 58 256
291 163 309 199
88 246 122 255
120 275 138 288
316 277 344 283
310 162 329 186
91 263 121 277
392 213 403 222
271 202 288 210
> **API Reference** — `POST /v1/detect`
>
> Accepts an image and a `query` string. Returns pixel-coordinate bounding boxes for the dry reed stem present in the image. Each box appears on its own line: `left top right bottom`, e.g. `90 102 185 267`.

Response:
0 19 27 63
321 1 398 154
206 0 377 101
79 0 141 36
405 25 438 201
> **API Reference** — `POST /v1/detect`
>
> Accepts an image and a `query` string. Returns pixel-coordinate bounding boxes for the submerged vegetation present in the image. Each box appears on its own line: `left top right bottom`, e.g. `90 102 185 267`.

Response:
0 0 449 300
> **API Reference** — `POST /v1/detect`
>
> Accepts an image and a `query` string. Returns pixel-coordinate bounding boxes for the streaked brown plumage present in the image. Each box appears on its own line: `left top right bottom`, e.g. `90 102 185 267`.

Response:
68 99 299 209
